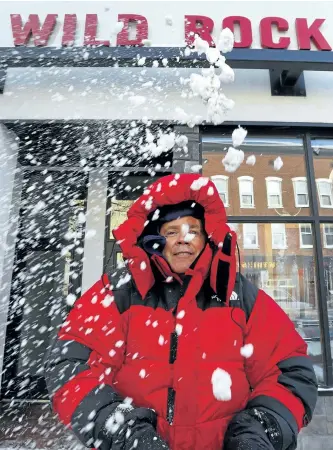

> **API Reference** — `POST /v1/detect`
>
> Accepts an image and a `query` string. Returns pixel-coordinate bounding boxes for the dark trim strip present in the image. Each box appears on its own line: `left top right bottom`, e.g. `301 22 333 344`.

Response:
277 356 318 420
44 339 92 397
1 48 333 71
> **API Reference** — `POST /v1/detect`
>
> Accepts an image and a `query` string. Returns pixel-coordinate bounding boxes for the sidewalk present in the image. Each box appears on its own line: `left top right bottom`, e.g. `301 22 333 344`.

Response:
0 402 84 450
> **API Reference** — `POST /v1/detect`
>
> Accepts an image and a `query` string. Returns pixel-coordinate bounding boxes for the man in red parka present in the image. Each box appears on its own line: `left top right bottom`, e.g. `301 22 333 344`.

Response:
45 173 317 450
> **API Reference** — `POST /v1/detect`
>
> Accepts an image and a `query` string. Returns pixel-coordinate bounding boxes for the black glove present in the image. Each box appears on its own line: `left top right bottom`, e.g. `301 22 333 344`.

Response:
224 408 282 450
99 404 169 450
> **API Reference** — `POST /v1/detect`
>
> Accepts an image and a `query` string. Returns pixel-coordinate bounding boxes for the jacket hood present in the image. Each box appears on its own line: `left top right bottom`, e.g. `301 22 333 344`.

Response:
112 174 237 302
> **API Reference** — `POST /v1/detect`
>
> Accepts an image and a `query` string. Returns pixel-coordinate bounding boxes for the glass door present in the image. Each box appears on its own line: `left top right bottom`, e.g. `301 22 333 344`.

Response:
1 171 87 400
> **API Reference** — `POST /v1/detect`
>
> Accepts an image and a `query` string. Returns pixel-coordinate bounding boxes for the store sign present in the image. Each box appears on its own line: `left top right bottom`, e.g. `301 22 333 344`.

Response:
9 14 332 50
241 261 277 270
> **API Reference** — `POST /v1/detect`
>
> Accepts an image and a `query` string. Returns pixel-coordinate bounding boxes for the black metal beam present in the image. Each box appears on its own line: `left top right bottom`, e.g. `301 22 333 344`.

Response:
0 47 333 71
304 132 333 387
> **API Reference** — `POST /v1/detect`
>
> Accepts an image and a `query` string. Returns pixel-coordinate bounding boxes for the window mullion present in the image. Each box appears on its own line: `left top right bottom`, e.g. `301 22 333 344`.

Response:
304 132 333 387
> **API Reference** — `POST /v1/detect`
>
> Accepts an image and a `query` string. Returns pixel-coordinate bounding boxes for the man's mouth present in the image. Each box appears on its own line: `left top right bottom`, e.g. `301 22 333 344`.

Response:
174 251 193 257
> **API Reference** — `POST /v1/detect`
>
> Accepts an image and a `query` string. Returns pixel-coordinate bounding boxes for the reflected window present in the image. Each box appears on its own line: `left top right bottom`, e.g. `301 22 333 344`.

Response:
266 177 283 208
271 223 287 249
202 134 308 217
238 176 254 208
316 179 333 208
211 175 229 206
292 177 309 207
243 223 259 249
300 224 313 248
323 224 333 248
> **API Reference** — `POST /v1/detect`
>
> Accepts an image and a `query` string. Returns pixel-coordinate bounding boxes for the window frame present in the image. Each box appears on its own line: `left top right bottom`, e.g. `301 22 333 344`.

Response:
292 177 309 208
323 223 333 248
271 223 287 249
242 223 259 249
299 223 313 248
316 178 333 208
211 175 229 207
265 176 283 209
238 176 255 209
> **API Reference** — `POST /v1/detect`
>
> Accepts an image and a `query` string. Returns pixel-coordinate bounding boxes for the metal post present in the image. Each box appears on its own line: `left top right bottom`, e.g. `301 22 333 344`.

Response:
304 132 333 387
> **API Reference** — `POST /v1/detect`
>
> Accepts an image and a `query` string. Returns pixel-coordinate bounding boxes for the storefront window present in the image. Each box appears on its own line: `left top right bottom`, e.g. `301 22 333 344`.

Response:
230 222 323 383
203 135 310 216
312 139 333 216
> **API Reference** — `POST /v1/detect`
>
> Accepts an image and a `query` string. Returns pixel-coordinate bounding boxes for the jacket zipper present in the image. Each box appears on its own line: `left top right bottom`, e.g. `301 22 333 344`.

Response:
166 285 183 424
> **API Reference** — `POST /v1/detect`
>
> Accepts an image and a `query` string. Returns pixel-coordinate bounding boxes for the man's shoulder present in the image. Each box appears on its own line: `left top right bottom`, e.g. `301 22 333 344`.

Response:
230 273 259 321
105 266 140 314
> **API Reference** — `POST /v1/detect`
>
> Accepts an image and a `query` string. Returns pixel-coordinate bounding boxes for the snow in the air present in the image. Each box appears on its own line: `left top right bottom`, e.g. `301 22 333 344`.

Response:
222 147 245 172
175 324 183 336
158 335 165 345
232 126 248 147
211 368 232 401
139 369 146 378
246 155 256 166
274 156 284 171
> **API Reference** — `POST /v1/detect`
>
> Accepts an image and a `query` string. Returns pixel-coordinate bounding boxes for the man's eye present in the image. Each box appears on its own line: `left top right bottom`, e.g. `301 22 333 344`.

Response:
166 231 177 237
189 230 199 236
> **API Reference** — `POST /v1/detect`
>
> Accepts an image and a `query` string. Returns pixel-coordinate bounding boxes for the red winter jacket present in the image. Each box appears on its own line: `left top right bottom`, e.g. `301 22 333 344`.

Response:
45 174 317 450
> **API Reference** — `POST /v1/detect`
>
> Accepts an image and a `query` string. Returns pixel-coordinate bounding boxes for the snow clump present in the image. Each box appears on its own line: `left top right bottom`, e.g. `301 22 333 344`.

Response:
232 126 247 147
211 368 232 401
190 177 209 191
222 147 245 172
274 156 284 171
246 155 256 166
240 343 254 358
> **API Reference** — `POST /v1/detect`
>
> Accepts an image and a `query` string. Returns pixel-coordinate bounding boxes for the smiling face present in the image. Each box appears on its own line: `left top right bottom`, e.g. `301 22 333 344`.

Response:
160 216 206 274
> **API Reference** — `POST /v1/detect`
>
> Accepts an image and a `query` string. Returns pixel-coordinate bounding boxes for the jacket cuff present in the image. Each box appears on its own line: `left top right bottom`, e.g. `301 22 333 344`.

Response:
248 395 299 450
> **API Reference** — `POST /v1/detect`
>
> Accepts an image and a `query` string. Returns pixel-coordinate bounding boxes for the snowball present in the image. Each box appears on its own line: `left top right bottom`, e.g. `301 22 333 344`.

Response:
158 335 165 345
31 200 46 215
274 156 284 171
218 28 235 53
140 261 147 271
78 212 86 224
137 57 146 66
66 294 76 306
194 35 209 55
222 147 244 173
190 177 209 191
246 155 256 166
109 349 116 357
240 343 254 358
132 353 139 359
219 64 235 83
232 126 247 148
139 369 146 378
142 39 152 46
152 320 158 328
146 320 151 326
115 340 124 348
206 47 221 64
175 324 183 336
166 276 173 283
190 164 202 173
128 95 146 107
101 295 114 308
165 15 173 26
177 310 185 319
211 368 232 401
202 352 207 359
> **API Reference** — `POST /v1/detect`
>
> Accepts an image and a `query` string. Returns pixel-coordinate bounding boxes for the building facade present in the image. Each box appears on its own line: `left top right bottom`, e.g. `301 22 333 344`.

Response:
0 1 333 449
